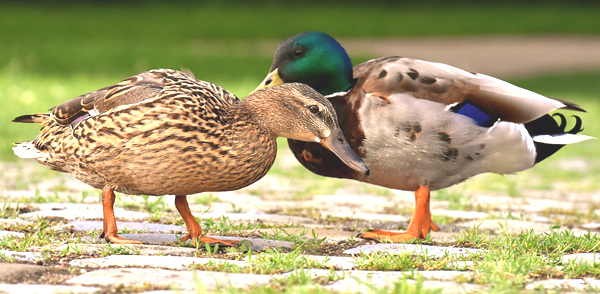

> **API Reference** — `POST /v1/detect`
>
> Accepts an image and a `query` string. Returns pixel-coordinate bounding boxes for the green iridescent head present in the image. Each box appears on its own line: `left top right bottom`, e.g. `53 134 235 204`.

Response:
255 32 355 96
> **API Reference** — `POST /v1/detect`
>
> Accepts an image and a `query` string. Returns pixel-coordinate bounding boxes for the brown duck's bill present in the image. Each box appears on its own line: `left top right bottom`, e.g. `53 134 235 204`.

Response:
319 129 370 176
252 68 284 93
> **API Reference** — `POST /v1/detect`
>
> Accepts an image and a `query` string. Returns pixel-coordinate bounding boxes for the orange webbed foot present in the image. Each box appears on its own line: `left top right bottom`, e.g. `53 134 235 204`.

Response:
100 230 148 244
358 221 439 243
99 187 148 244
358 185 439 243
175 195 240 248
358 229 419 243
181 234 241 247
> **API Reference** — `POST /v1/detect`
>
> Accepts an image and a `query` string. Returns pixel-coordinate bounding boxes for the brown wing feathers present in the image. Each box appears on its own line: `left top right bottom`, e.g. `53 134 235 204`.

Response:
13 70 170 127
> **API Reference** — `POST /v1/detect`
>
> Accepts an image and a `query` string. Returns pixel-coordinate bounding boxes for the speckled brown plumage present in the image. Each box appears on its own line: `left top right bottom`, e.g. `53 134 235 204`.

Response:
13 68 368 245
16 70 273 196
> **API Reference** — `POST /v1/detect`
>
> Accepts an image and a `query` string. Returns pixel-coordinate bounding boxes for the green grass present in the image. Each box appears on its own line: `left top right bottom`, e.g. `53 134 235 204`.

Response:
2 2 599 80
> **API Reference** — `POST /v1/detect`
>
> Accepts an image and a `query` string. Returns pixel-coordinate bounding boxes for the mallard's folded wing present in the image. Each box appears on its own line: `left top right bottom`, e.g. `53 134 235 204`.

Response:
49 69 180 127
354 57 584 124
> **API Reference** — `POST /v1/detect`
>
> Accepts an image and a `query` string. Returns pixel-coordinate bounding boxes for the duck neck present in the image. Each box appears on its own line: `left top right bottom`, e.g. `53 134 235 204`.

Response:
218 100 278 188
228 97 278 152
317 77 354 97
230 96 282 140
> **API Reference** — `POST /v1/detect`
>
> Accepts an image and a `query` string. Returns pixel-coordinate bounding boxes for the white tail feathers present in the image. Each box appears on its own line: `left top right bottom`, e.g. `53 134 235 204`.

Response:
533 133 595 145
483 122 537 174
12 142 44 159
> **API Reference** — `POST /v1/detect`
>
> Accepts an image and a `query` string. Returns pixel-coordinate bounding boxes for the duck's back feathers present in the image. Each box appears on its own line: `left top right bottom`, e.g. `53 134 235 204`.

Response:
353 57 582 124
50 70 197 127
16 69 237 128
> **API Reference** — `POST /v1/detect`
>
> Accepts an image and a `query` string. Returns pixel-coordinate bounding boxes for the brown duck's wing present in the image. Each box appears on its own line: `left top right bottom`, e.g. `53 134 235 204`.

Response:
353 57 583 124
49 69 181 126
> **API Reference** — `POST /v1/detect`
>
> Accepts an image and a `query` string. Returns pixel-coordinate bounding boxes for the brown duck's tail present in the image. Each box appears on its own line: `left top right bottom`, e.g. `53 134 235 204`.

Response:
12 113 49 123
13 141 43 159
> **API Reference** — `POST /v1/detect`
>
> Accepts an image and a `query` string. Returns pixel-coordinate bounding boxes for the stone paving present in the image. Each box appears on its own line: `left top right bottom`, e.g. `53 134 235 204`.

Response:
1 152 599 293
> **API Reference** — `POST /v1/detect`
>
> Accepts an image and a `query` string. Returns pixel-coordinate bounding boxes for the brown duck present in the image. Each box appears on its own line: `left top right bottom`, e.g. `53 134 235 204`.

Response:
13 69 369 246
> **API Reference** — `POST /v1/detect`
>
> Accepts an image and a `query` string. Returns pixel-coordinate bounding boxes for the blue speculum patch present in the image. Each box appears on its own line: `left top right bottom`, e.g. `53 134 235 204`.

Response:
452 102 496 127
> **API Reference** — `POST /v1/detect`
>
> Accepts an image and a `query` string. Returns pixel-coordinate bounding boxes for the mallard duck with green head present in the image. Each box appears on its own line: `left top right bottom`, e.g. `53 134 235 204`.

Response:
13 68 369 246
255 32 592 242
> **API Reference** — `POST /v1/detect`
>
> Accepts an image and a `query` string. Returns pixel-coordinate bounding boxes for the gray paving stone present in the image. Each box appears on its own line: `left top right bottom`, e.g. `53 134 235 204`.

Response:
0 250 44 263
249 227 356 243
61 220 185 233
582 222 600 230
343 244 481 257
0 230 24 238
110 233 294 251
53 244 200 257
326 275 416 293
131 245 201 256
435 210 489 220
304 255 356 270
562 253 600 264
320 270 474 293
195 212 316 225
19 203 149 221
66 267 274 291
531 216 551 223
112 233 179 245
0 283 101 294
428 231 460 242
420 281 485 294
306 194 413 215
320 211 409 223
0 263 47 282
70 255 248 270
0 218 34 227
300 269 472 280
303 227 357 243
329 278 482 294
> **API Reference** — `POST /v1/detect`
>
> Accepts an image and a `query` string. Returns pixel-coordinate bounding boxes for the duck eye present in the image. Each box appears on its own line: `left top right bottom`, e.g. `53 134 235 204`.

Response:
308 105 320 113
292 48 305 58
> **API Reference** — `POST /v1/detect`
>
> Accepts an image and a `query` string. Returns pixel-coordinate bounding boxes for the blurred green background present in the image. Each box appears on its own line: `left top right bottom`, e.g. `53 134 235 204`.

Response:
1 1 599 191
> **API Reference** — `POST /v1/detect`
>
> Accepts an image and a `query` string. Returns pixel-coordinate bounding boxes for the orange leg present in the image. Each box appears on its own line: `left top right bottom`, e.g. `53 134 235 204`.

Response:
174 195 239 247
99 187 146 244
358 185 439 242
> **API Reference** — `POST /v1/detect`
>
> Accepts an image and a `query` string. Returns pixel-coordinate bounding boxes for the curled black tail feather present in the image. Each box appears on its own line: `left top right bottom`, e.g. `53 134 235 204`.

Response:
552 113 584 134
525 113 585 164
